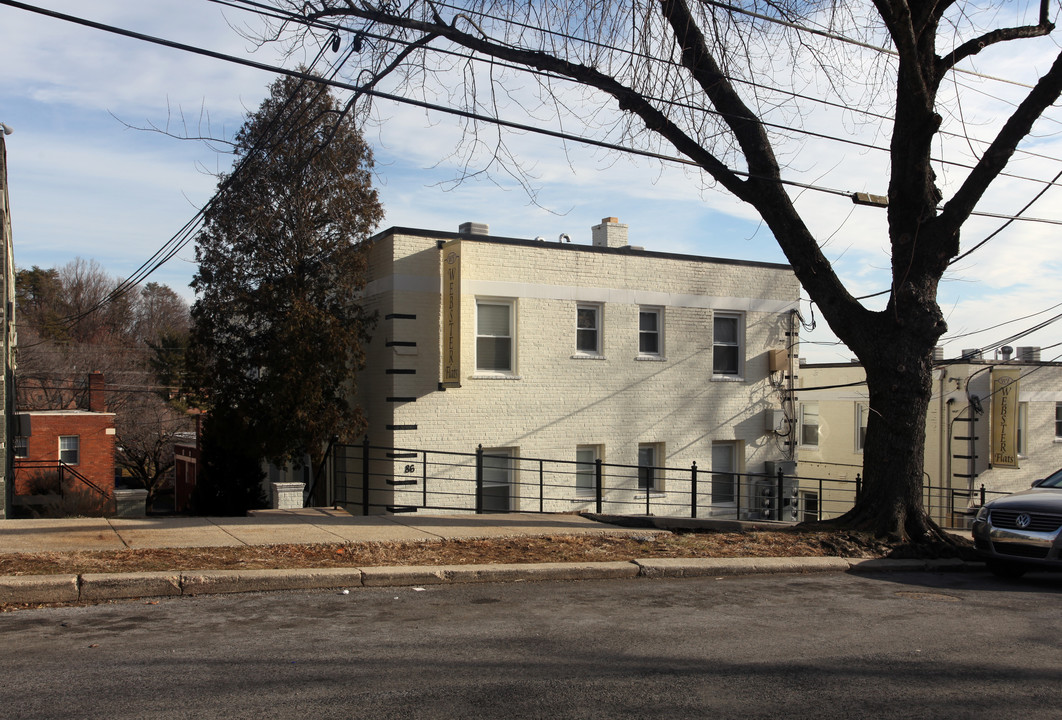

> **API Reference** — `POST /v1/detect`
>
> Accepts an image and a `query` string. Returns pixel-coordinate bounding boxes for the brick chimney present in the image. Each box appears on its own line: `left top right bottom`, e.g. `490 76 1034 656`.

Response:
592 217 628 248
88 372 106 412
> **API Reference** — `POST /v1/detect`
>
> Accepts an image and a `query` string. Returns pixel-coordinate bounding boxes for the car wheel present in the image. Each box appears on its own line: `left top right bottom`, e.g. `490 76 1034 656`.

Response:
986 559 1027 579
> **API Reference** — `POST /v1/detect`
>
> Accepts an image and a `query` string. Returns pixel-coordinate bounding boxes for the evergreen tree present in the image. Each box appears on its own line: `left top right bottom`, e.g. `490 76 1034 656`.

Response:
190 72 383 509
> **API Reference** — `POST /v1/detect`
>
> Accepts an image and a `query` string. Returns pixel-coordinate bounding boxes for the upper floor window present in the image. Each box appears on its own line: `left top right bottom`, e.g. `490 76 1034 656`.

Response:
476 300 514 373
59 435 80 465
576 304 602 355
856 403 869 452
639 308 662 356
13 436 27 459
800 404 820 447
1017 402 1028 456
713 312 743 377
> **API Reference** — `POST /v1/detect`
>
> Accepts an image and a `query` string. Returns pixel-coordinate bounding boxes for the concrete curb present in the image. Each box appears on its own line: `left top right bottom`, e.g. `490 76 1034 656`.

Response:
0 558 986 606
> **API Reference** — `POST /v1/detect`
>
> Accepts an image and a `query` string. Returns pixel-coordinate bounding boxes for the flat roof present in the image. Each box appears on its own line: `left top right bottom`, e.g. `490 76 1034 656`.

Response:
370 226 793 272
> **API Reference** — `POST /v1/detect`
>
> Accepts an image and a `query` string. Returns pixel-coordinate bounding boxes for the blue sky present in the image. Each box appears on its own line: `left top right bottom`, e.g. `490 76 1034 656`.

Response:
2 1 1061 364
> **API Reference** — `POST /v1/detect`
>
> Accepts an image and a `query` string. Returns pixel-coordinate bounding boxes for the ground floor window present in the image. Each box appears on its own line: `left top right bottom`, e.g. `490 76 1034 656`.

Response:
14 436 27 459
482 447 514 512
575 445 600 495
638 443 663 491
800 491 820 522
711 443 737 505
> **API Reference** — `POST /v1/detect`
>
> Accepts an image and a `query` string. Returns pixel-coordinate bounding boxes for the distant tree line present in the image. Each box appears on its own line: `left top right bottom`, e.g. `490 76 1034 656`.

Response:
15 259 193 507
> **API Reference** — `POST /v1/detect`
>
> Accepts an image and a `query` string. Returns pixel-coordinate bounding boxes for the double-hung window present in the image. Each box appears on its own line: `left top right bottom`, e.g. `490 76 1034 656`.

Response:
575 445 600 496
638 443 663 491
59 435 80 465
856 403 869 452
800 403 820 447
1017 402 1028 456
639 308 662 356
1056 402 1062 439
712 312 743 377
576 304 602 355
711 442 738 505
13 436 27 459
476 300 514 373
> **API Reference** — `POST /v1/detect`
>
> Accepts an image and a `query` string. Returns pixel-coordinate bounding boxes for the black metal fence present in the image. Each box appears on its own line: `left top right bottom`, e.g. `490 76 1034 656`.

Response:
330 440 1006 529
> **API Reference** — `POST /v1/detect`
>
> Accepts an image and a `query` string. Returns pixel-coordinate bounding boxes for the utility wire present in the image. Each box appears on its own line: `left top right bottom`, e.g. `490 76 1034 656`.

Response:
7 0 1062 227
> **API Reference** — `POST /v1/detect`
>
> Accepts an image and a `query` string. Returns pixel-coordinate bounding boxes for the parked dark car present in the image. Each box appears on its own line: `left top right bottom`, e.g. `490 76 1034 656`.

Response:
973 468 1062 578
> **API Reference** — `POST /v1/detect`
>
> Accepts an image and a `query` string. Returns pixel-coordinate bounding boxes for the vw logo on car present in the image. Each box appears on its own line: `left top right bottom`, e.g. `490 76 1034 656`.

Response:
1015 513 1032 529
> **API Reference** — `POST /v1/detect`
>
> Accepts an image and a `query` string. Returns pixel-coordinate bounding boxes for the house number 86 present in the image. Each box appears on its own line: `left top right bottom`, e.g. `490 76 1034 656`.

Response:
403 464 416 474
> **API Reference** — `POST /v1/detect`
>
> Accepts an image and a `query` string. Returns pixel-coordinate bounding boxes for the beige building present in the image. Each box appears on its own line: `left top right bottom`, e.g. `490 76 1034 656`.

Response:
335 218 801 516
796 349 1062 526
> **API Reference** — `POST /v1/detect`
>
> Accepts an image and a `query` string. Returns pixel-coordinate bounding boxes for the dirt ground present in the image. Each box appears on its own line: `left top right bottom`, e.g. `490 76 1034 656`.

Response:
0 527 967 578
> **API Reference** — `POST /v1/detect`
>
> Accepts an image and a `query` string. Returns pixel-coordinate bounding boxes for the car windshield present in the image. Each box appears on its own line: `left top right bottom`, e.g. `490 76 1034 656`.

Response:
1039 469 1062 488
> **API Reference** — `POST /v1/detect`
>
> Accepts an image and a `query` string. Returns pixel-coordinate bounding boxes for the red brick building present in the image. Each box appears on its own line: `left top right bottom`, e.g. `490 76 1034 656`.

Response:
13 372 116 515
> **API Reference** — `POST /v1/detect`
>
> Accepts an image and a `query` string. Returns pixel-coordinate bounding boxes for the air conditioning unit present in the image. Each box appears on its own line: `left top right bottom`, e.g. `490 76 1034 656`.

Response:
1016 346 1041 362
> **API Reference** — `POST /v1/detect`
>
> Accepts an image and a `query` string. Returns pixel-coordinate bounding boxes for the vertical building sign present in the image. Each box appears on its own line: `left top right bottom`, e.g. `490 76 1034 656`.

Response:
990 368 1020 469
441 241 461 387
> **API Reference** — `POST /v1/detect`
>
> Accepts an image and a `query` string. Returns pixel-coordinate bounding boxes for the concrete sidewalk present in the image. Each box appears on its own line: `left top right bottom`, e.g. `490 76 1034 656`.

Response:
0 509 664 554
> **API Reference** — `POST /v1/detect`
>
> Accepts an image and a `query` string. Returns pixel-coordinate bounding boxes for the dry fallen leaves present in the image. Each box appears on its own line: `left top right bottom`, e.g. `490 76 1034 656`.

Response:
0 529 895 578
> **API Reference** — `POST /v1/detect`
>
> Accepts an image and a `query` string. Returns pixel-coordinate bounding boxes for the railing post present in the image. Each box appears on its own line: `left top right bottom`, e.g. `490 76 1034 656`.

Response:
776 467 785 522
690 462 698 519
422 451 428 508
645 467 651 516
475 445 484 514
595 458 603 514
539 459 544 513
980 483 986 507
855 473 862 502
361 436 370 516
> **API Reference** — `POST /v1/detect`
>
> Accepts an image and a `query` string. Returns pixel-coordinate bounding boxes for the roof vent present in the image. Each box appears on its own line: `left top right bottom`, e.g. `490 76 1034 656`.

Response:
961 348 982 361
459 222 489 236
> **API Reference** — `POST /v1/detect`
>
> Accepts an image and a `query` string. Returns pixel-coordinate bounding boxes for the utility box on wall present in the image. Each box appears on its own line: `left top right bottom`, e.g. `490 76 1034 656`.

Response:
764 409 788 435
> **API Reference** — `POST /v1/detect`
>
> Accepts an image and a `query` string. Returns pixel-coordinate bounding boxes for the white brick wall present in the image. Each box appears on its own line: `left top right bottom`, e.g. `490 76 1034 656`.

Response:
351 228 801 515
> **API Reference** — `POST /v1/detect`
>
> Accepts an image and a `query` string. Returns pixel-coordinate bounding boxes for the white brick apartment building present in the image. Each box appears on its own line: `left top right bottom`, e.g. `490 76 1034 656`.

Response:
337 218 801 516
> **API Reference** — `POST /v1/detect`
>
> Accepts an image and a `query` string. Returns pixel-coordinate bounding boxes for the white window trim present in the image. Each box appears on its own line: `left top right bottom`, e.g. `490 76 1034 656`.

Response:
637 306 664 359
574 303 604 358
711 311 745 380
637 442 666 495
575 445 601 496
59 435 80 466
855 403 868 453
710 442 739 507
1017 401 1028 457
800 403 820 448
474 298 517 377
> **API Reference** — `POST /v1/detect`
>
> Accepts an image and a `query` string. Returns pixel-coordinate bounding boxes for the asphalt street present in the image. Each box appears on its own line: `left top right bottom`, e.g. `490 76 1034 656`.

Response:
2 569 1060 719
